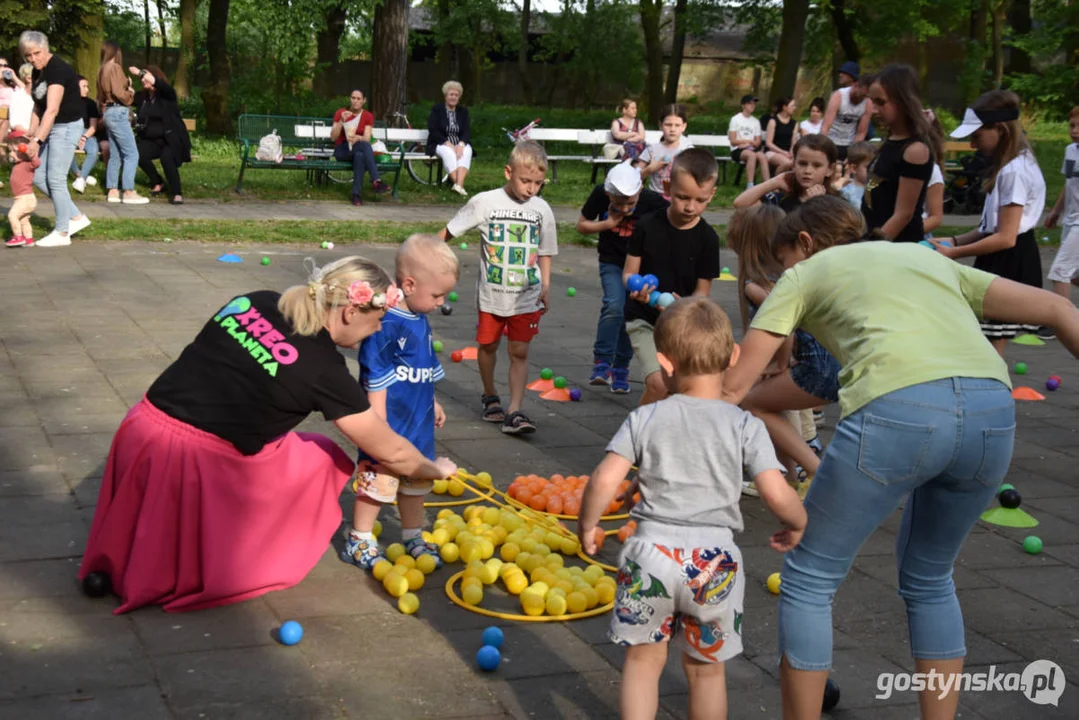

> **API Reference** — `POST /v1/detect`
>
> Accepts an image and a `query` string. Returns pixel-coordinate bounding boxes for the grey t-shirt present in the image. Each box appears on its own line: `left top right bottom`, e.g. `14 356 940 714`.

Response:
638 137 694 194
606 394 783 532
445 188 559 316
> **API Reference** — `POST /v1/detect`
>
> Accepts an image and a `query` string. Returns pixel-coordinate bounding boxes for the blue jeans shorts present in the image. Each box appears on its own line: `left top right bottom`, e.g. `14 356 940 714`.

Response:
790 330 840 402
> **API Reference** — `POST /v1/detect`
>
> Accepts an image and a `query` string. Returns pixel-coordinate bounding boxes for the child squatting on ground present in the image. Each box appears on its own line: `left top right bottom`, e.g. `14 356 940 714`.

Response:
5 129 40 248
623 148 721 407
439 140 558 434
578 297 807 720
342 234 460 569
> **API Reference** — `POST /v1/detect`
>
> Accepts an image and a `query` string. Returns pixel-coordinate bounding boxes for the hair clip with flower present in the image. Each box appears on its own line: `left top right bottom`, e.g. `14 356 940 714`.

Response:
348 281 401 309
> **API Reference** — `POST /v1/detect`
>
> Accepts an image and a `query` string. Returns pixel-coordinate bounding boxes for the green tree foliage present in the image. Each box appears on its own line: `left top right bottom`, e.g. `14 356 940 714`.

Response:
1006 0 1079 117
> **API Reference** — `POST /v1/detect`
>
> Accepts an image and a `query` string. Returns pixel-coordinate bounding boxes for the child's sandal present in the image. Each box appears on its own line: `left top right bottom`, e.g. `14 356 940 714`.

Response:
502 411 536 435
481 394 505 423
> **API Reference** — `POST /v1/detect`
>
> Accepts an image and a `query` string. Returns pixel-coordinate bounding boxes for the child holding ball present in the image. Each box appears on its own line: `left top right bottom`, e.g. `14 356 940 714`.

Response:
732 134 839 211
341 234 460 570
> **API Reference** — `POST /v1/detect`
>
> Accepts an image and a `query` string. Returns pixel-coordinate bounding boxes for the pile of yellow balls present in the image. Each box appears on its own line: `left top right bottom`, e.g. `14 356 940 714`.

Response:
371 541 440 615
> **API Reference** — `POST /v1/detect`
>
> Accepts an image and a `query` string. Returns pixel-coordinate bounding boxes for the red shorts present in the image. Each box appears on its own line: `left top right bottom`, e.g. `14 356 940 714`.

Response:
476 310 542 345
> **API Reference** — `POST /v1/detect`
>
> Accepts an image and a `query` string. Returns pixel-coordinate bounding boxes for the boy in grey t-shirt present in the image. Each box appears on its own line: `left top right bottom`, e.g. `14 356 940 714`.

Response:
439 141 558 435
578 297 806 719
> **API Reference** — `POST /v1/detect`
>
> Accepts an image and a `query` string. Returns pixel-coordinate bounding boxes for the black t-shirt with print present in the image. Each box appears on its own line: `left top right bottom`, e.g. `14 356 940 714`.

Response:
80 96 100 130
31 55 82 125
624 210 721 326
862 137 933 243
147 290 371 456
580 185 670 266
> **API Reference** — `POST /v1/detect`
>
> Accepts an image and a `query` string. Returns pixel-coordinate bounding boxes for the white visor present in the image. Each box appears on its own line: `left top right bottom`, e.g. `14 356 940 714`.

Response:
950 108 983 139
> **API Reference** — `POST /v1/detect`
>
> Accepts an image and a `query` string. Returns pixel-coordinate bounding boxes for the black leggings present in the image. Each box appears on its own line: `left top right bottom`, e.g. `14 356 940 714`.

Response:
137 138 182 196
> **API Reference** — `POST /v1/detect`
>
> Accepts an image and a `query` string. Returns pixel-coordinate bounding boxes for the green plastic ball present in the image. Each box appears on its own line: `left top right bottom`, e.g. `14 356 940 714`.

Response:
722 266 730 274
1015 362 1027 375
320 241 328 249
553 376 567 389
432 340 444 353
459 242 468 250
540 368 553 380
567 287 576 297
448 291 459 303
1022 536 1043 554
260 257 271 266
998 483 1015 494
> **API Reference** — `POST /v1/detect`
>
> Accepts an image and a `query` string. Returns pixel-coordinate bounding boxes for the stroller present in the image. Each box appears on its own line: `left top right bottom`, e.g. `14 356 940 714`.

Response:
944 151 989 215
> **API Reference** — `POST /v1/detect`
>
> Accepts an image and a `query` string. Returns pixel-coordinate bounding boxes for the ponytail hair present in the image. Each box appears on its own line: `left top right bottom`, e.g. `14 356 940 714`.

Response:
278 256 393 336
771 195 864 259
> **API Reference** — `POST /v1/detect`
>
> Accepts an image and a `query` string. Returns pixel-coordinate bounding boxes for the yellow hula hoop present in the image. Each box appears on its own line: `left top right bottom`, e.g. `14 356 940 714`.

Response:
454 470 630 522
444 571 614 622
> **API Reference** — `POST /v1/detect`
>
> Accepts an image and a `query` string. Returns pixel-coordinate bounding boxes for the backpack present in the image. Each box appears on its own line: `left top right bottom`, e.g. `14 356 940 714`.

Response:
255 130 283 163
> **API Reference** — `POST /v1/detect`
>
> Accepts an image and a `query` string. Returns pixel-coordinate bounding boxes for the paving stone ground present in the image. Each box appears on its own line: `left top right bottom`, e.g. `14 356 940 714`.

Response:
0 240 1076 719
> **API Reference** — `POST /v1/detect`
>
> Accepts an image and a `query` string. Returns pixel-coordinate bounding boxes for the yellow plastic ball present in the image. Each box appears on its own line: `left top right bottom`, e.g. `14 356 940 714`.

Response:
499 562 519 579
514 551 532 570
443 525 459 542
385 543 406 562
372 520 383 539
767 572 782 595
500 542 521 563
595 575 616 589
462 576 483 591
596 582 615 605
530 566 551 584
504 571 528 595
533 543 551 557
552 568 572 582
519 538 537 553
521 591 545 616
395 554 417 570
455 531 474 547
584 565 605 583
528 581 550 598
431 528 450 546
476 471 493 487
437 509 454 520
462 583 484 606
447 479 465 496
416 553 438 575
555 580 575 595
581 586 599 609
405 568 425 591
544 532 563 548
460 542 483 564
478 564 499 585
567 591 588 614
519 554 543 574
432 479 448 494
545 554 565 570
482 507 501 526
478 538 496 560
560 537 579 555
383 572 409 598
439 542 460 564
372 559 394 581
545 593 568 616
567 565 584 576
398 592 420 615
421 531 434 543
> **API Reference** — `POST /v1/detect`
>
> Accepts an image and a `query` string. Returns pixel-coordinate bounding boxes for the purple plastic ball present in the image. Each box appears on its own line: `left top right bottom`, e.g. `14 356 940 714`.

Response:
1046 377 1060 391
569 388 582 402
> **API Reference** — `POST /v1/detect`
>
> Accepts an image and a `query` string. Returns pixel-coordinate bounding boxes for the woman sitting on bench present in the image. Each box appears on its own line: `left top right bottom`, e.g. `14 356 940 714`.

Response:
331 89 390 206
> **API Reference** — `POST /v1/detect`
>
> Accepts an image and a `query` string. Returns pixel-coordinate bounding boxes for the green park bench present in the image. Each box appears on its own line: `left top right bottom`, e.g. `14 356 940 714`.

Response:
235 113 405 196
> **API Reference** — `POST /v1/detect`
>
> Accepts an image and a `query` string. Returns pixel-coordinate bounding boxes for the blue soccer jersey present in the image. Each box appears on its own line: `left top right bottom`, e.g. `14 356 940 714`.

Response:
357 307 445 460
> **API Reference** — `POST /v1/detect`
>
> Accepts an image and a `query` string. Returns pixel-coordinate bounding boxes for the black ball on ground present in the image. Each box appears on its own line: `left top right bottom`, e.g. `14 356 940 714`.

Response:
439 304 453 316
822 677 841 712
998 488 1022 509
82 571 112 598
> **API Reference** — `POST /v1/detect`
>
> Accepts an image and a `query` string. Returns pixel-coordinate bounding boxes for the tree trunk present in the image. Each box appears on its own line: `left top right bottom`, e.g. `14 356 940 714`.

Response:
516 0 533 105
314 4 347 97
437 0 457 81
174 0 196 99
639 0 664 124
829 0 860 85
73 0 105 97
143 0 153 66
991 0 1008 88
769 0 808 105
157 0 169 67
471 45 483 104
203 0 232 134
371 0 409 120
663 0 688 104
1006 0 1031 75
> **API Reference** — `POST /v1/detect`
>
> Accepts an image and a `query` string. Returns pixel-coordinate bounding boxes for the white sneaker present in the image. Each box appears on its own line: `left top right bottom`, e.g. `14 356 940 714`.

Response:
85 176 97 186
72 177 86 194
107 194 122 203
452 184 468 197
36 231 72 248
122 193 150 205
67 215 91 236
741 480 760 497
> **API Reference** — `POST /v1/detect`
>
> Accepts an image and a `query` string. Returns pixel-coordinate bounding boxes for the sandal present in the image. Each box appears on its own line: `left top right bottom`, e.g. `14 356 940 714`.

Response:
502 411 536 435
481 394 505 423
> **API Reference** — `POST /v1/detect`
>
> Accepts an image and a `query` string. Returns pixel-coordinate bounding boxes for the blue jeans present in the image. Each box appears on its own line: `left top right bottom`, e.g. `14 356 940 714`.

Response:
333 141 380 198
778 377 1014 670
33 119 83 234
70 135 99 178
103 105 138 191
593 262 633 369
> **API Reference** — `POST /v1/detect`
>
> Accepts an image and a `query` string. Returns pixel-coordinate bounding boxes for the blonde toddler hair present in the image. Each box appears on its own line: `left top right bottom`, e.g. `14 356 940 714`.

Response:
397 233 460 282
279 256 392 336
653 297 735 376
508 140 548 174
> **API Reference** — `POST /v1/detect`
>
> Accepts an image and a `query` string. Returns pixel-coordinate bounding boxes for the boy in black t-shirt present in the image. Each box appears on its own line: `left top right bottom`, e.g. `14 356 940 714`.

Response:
577 161 669 393
623 148 721 406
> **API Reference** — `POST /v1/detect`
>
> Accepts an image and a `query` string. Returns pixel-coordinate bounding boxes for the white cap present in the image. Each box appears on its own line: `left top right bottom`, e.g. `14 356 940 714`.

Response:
950 106 1020 139
604 161 643 197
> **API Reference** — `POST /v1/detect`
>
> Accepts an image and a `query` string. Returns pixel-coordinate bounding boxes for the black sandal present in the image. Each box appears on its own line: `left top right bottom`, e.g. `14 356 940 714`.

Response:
481 394 505 423
502 411 536 435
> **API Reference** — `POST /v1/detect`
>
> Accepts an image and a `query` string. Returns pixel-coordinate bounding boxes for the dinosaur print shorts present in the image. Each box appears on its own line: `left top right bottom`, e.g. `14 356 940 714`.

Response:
608 532 744 663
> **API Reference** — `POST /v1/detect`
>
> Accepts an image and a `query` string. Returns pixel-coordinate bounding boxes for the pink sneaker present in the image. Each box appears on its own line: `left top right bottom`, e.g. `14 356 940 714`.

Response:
5 235 28 248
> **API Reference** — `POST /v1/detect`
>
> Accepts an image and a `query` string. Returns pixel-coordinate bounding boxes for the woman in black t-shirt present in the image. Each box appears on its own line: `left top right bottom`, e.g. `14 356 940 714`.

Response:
765 97 800 174
80 257 457 613
861 64 936 243
132 65 191 204
69 75 100 193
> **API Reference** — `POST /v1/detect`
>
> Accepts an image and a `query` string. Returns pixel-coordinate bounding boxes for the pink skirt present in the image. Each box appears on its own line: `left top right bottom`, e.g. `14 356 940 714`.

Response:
79 398 354 613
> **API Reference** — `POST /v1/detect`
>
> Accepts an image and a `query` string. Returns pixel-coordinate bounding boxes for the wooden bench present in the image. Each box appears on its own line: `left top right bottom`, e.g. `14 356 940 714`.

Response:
943 139 974 170
235 113 405 196
578 130 734 184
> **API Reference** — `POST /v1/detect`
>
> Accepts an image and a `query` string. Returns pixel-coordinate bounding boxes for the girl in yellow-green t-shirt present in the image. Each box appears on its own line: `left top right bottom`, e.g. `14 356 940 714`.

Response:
720 195 1079 717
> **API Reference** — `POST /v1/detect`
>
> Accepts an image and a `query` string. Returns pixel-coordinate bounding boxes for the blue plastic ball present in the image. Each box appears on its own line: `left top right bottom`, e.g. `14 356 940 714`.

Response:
477 645 501 671
569 388 582 402
641 274 659 289
626 274 645 293
657 292 675 308
918 240 934 249
481 626 504 649
278 620 303 645
648 290 661 306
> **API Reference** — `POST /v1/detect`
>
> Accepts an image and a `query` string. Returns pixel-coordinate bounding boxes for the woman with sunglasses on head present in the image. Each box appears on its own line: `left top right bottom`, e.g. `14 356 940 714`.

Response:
861 64 937 243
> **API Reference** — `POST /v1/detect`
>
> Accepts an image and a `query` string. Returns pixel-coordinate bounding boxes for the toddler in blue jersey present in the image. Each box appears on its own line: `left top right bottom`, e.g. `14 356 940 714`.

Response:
341 234 461 569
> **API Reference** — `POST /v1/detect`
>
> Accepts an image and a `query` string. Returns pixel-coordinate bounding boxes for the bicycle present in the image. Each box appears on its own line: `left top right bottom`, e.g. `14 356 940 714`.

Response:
385 107 441 186
503 117 541 144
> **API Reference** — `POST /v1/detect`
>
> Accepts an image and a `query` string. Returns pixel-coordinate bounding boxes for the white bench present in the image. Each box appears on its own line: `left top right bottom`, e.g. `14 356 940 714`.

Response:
525 128 597 182
579 130 735 184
